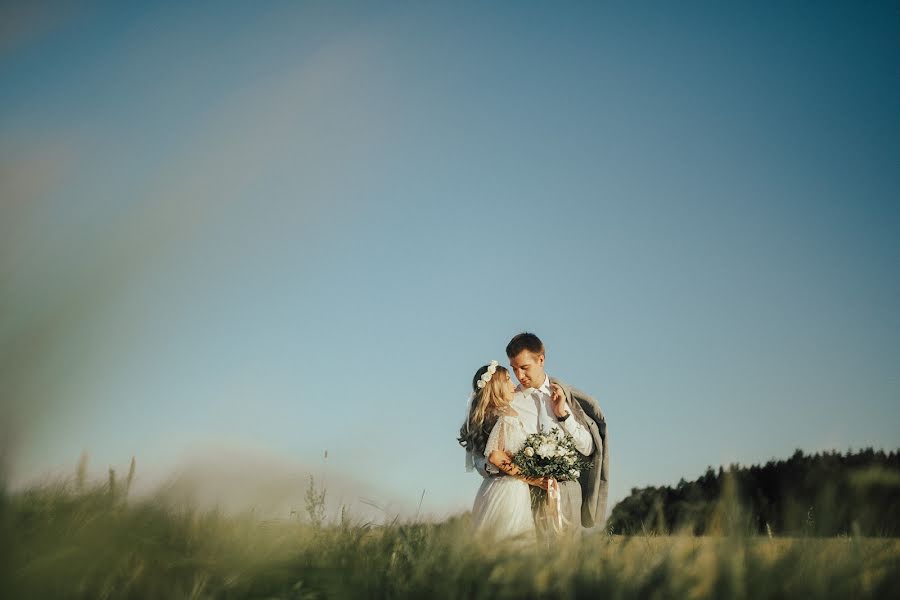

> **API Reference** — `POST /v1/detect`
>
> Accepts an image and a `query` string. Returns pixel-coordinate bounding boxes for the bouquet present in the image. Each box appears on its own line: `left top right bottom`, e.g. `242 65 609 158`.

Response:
512 426 590 482
513 427 591 531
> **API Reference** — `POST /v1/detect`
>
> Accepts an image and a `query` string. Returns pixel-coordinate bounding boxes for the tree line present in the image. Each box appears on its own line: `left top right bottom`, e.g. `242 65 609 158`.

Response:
607 448 900 536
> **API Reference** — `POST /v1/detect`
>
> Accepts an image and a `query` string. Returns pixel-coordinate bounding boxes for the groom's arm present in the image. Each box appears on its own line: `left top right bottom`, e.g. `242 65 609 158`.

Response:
559 407 594 456
551 383 594 455
473 453 499 477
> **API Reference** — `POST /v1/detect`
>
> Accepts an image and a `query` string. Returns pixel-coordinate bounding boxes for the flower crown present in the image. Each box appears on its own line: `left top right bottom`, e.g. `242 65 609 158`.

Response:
476 360 499 389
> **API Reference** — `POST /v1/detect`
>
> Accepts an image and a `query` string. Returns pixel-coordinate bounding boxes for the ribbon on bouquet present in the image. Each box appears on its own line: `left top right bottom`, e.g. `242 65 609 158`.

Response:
547 477 569 534
546 478 569 533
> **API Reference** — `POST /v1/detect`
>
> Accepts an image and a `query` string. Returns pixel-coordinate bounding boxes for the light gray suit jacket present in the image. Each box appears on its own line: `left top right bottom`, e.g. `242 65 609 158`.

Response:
551 378 609 528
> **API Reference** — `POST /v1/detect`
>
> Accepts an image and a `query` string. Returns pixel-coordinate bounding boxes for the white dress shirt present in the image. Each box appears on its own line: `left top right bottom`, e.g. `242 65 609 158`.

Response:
511 374 594 456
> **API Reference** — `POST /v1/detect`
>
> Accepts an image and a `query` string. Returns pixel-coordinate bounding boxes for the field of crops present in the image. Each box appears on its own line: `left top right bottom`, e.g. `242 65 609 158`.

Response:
3 474 898 599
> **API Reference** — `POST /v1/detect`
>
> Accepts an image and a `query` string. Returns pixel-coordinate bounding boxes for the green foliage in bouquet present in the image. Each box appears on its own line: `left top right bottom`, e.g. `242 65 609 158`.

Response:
512 426 591 481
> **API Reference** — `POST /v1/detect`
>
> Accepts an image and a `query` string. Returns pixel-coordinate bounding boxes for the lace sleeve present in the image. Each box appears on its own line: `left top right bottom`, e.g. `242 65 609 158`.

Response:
483 417 507 457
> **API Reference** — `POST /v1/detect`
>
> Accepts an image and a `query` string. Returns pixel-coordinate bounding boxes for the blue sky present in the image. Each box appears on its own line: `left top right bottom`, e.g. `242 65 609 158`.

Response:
2 1 898 519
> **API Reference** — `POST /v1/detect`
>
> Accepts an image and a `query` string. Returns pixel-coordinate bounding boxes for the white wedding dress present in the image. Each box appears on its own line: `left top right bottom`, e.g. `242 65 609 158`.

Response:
471 414 535 540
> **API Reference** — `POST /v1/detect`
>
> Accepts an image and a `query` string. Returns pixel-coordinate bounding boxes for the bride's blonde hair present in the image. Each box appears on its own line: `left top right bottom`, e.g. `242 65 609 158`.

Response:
457 364 511 455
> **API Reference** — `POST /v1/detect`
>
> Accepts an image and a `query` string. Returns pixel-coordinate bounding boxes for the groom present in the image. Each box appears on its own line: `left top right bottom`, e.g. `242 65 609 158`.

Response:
476 332 609 538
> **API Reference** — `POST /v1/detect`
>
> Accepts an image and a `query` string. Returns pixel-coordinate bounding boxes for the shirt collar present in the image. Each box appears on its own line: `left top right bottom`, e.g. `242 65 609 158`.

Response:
536 374 552 396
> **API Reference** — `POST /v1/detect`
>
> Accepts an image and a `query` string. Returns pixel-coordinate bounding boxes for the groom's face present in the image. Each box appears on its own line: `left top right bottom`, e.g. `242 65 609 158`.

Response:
509 350 545 390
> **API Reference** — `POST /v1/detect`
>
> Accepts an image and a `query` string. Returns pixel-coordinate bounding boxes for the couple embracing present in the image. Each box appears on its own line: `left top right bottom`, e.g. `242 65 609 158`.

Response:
458 332 609 543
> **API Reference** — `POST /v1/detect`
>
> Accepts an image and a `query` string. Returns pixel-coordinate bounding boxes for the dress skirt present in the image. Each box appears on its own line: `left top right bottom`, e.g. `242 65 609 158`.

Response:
471 475 535 540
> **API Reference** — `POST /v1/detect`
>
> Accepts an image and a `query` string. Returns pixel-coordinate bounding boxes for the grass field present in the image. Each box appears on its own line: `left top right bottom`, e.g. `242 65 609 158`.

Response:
3 473 898 599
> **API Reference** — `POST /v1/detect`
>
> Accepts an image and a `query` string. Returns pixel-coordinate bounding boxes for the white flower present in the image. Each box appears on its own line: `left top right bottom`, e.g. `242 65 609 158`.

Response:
566 456 576 465
556 447 567 457
476 360 499 389
569 470 580 479
524 447 535 458
536 442 557 459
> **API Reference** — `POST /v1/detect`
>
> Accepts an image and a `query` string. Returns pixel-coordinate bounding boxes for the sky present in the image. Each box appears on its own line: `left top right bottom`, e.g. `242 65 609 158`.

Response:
2 1 898 521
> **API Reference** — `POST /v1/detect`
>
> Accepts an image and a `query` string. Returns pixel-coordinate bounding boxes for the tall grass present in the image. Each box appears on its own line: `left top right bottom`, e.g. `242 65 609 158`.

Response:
3 461 898 599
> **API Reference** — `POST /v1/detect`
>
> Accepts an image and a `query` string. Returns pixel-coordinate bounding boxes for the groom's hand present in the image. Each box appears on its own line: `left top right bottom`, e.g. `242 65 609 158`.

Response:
550 383 569 418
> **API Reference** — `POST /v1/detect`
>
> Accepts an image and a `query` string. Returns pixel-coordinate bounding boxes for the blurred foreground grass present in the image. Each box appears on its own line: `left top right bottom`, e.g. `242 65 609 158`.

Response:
2 471 898 599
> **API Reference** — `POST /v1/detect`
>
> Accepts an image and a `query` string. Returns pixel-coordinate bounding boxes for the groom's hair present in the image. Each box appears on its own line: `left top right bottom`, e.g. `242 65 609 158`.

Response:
506 332 544 358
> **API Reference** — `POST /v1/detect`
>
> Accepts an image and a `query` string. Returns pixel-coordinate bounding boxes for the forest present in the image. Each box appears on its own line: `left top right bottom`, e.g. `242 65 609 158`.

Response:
608 448 900 536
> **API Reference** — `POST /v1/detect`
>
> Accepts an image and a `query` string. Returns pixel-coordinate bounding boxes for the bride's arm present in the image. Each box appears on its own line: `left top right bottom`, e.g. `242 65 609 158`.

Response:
488 450 548 489
484 418 548 489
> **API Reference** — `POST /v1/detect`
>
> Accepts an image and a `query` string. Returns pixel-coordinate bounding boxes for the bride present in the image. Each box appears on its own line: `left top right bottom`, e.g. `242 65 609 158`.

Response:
458 361 548 539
